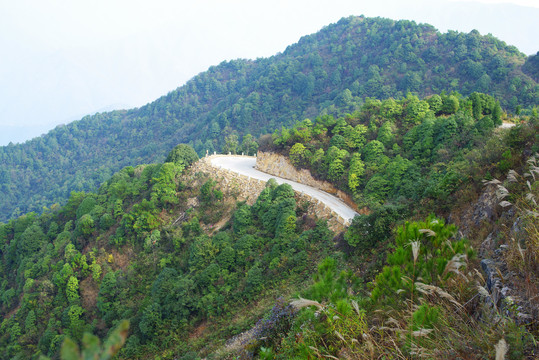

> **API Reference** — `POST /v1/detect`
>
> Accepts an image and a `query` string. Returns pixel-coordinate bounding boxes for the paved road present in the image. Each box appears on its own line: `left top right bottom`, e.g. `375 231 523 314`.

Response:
210 156 359 222
500 122 516 129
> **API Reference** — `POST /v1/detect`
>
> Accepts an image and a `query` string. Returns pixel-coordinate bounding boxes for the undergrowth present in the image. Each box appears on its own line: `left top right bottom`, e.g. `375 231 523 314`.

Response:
229 215 537 359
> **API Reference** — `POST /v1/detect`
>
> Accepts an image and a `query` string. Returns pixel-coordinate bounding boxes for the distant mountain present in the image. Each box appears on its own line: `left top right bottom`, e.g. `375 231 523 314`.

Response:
0 16 537 222
523 51 539 83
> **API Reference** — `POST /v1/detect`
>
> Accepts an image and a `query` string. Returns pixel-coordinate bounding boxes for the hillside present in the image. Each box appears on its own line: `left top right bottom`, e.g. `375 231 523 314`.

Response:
1 92 538 359
1 15 538 222
0 145 339 359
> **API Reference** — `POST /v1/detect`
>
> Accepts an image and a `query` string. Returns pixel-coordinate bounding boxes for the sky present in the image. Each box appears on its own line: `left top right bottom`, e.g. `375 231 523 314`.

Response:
0 0 538 146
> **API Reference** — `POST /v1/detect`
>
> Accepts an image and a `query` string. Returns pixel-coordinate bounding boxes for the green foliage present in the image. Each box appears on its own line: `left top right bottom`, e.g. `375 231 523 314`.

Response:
411 303 440 331
1 87 535 359
75 197 97 220
66 276 80 303
441 94 460 115
307 257 349 303
427 94 443 114
265 258 365 359
289 143 308 167
240 133 259 156
345 204 405 250
233 204 252 235
404 95 430 126
76 214 95 238
199 179 223 207
99 213 114 231
150 162 184 208
245 264 264 297
151 268 196 321
371 216 472 304
24 309 36 334
273 91 511 211
377 120 395 147
17 223 46 256
58 320 129 360
223 134 239 154
165 144 199 167
66 305 85 341
96 271 127 327
348 153 365 193
328 158 345 182
89 260 102 282
1 16 536 223
363 140 385 168
139 303 161 338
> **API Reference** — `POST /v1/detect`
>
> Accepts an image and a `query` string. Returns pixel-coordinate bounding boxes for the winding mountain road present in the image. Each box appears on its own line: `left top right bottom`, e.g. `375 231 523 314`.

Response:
210 156 359 223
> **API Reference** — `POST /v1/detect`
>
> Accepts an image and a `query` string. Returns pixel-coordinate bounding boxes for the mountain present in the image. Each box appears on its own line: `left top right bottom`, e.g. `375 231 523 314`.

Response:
1 15 537 222
1 94 538 359
523 51 539 83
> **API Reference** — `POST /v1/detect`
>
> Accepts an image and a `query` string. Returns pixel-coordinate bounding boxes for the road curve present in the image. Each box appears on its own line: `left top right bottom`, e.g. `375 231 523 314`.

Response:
210 156 359 222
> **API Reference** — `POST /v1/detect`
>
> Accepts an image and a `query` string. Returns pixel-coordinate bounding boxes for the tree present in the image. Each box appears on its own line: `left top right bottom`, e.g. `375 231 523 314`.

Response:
365 175 391 203
24 310 37 335
89 260 102 282
441 94 459 115
380 98 403 120
371 216 472 304
233 204 252 235
99 213 114 231
492 101 502 125
76 214 95 238
363 140 385 165
246 264 264 297
67 305 85 341
58 320 129 360
289 143 308 167
346 124 367 149
165 144 199 166
404 95 430 126
241 134 259 155
224 134 239 154
348 153 365 192
328 159 345 182
209 121 221 138
150 163 183 208
151 268 196 320
426 94 443 114
75 197 97 220
17 224 46 256
66 276 80 303
377 121 395 147
344 204 404 249
139 303 161 338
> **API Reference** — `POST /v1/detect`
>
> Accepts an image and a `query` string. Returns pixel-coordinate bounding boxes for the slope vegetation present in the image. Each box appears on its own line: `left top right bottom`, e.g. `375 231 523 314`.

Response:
1 93 538 358
1 16 537 222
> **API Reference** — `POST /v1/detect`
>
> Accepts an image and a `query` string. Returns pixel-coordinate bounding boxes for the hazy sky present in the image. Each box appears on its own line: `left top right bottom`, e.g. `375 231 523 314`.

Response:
1 0 537 146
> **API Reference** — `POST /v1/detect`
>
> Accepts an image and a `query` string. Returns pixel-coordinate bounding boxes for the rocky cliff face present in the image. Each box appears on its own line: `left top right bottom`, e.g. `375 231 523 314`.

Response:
453 181 537 327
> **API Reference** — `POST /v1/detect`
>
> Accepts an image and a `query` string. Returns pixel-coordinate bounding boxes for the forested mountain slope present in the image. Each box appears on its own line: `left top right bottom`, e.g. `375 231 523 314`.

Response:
1 99 538 359
0 146 339 359
1 15 537 222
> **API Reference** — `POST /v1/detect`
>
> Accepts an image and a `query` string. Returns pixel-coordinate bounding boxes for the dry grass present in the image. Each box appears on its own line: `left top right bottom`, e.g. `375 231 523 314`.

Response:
492 155 539 304
80 277 98 311
495 338 508 360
